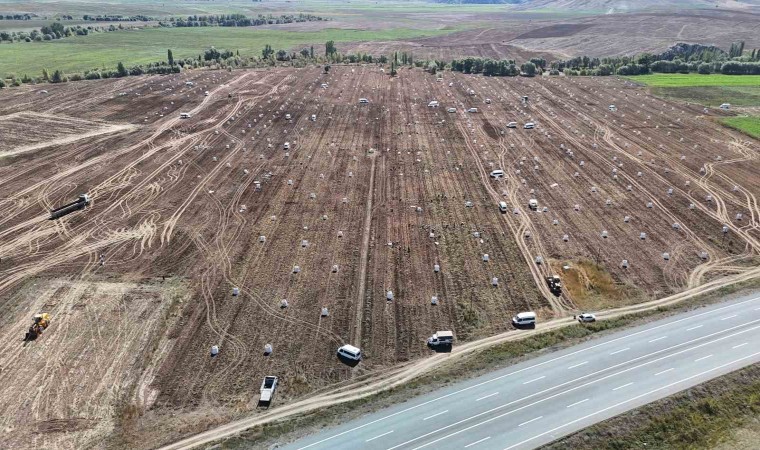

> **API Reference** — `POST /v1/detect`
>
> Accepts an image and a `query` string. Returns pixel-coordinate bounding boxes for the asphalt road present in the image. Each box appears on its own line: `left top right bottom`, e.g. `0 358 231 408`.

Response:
287 293 760 450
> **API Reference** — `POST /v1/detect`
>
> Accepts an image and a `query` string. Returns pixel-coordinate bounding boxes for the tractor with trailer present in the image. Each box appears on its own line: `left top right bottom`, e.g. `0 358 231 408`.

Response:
49 194 90 220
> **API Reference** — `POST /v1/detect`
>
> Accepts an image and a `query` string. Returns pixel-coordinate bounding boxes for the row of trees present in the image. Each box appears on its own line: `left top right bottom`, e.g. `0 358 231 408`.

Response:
0 23 137 43
168 13 325 27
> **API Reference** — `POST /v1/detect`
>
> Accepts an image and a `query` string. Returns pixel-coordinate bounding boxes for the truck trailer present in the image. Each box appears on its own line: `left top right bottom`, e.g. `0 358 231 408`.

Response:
49 194 90 220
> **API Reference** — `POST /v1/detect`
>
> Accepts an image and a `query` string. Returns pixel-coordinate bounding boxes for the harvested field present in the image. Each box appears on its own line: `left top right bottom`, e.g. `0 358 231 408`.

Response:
0 66 758 448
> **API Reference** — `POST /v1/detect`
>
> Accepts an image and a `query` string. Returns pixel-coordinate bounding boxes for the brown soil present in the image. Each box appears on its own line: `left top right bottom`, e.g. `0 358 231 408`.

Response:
0 66 758 448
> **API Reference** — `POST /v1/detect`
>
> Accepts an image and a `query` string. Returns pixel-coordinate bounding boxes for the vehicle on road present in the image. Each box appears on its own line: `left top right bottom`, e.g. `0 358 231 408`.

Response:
507 122 518 128
485 98 491 104
468 107 478 113
258 376 278 407
180 112 191 119
428 101 439 108
524 122 535 129
498 201 508 213
359 98 369 104
720 103 731 110
490 169 505 178
512 311 537 329
528 199 539 211
609 105 617 111
578 313 597 323
447 107 457 113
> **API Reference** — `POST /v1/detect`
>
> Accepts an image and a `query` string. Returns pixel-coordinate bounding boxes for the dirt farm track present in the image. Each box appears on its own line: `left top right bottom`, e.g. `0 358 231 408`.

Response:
0 66 758 449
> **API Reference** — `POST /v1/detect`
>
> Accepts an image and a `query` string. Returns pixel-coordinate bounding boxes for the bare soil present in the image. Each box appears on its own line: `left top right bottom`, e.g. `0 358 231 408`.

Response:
0 66 758 448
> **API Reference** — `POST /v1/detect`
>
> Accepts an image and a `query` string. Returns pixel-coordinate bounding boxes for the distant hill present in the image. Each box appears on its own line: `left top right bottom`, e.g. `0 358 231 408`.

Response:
431 0 760 10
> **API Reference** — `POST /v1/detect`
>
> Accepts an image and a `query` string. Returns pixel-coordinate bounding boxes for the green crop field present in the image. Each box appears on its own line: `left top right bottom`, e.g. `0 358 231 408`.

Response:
627 74 760 87
721 116 760 139
0 26 460 77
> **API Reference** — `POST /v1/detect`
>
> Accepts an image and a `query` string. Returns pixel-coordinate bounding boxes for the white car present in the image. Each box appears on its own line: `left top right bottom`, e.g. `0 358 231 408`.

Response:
468 108 478 113
577 313 596 323
447 107 457 113
428 101 439 108
490 169 505 178
524 122 535 129
359 98 369 104
507 122 517 128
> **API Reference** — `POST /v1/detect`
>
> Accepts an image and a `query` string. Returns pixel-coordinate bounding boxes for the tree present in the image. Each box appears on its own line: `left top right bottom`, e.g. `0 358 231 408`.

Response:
276 49 288 61
50 69 65 83
168 49 174 66
325 40 336 57
42 68 49 81
300 47 310 58
0 78 5 88
324 64 330 73
520 61 537 77
310 45 314 58
262 44 274 59
697 63 712 74
116 62 128 77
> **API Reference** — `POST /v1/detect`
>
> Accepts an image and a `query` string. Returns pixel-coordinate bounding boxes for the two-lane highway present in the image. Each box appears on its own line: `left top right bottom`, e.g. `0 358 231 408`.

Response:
287 293 760 450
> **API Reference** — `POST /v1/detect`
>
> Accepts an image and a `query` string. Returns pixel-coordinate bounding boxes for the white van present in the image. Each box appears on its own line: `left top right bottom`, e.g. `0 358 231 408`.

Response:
485 98 492 104
608 105 617 111
447 107 457 113
507 122 518 128
719 103 731 110
311 114 317 121
468 108 478 113
204 91 209 96
490 169 505 178
524 122 535 129
498 201 508 213
428 101 439 108
337 344 362 361
283 142 290 150
359 98 369 104
512 311 536 328
528 199 538 210
179 112 191 119
321 83 328 89
285 113 292 120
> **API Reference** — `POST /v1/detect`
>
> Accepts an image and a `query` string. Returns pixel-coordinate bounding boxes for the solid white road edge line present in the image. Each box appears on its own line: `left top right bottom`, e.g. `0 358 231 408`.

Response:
295 296 760 450
392 322 760 450
423 410 449 421
464 437 491 448
476 393 499 402
501 351 760 450
366 430 394 442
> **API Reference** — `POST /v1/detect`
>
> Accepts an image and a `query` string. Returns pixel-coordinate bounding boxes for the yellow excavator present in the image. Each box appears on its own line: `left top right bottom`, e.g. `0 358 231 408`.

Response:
24 313 51 342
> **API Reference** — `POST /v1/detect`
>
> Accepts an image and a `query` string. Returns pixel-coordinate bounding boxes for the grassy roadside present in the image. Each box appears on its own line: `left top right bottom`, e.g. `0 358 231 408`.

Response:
543 363 760 450
720 116 760 139
211 279 760 449
626 74 760 87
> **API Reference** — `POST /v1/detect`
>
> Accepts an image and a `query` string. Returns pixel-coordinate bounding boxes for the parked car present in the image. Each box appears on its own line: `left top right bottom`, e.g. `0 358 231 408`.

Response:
577 313 596 323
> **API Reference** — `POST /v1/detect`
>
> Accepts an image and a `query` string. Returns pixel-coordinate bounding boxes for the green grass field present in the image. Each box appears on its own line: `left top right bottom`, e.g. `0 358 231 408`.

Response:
0 26 460 77
627 74 760 87
721 116 760 139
